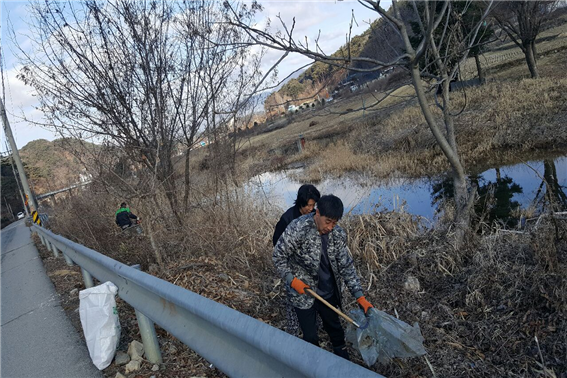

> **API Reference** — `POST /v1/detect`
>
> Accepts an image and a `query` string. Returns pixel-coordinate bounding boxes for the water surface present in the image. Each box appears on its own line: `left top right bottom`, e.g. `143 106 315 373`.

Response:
249 156 567 220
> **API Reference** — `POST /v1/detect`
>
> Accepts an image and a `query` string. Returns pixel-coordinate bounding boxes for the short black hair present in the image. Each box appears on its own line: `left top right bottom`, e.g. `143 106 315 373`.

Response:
317 195 344 221
294 184 321 208
120 202 127 208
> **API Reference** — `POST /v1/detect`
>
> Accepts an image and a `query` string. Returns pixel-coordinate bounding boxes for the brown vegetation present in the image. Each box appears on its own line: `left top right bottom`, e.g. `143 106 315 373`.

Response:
31 7 567 378
236 47 567 183
41 186 567 377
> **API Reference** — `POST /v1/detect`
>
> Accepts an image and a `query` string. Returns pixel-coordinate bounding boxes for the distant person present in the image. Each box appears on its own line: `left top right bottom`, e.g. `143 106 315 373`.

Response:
273 184 320 336
272 184 321 246
273 194 373 360
115 202 139 230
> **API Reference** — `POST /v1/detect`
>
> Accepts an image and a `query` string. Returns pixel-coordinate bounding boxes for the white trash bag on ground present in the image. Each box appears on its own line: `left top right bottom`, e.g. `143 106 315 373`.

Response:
79 281 121 370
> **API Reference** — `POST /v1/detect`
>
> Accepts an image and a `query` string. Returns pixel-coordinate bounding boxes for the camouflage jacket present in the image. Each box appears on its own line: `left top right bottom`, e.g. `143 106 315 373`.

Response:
273 213 363 309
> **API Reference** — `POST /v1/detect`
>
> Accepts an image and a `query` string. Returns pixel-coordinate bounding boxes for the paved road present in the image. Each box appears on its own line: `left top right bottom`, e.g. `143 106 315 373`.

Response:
1 221 102 378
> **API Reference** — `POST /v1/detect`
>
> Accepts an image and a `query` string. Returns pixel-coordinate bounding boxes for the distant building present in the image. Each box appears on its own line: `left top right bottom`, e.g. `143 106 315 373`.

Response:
79 171 92 183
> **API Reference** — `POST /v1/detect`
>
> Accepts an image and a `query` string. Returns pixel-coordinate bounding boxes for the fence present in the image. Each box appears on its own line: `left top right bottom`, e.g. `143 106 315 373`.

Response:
31 225 384 378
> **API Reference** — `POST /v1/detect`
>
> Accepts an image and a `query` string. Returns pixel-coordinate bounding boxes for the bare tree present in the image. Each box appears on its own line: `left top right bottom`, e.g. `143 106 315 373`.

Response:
13 0 266 265
14 0 263 221
229 0 494 245
492 1 558 79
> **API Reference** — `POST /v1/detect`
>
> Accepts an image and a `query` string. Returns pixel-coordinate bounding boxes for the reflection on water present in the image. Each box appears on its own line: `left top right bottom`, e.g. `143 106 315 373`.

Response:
248 156 567 221
535 159 567 212
432 171 524 228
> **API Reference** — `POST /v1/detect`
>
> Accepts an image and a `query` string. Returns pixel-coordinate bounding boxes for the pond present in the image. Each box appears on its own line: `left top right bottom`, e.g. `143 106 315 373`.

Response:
249 156 567 222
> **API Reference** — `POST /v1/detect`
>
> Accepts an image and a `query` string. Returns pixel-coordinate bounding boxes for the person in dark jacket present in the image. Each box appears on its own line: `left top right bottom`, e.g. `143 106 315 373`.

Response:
272 184 321 246
273 195 374 360
273 184 320 337
115 202 139 230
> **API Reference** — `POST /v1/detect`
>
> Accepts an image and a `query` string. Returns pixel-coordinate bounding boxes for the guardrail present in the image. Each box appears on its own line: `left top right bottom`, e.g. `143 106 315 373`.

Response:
31 225 384 378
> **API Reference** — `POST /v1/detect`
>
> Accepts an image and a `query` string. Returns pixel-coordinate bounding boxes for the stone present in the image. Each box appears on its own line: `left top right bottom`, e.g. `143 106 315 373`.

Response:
168 345 178 355
125 359 142 374
152 364 159 371
114 351 130 366
128 340 144 361
403 275 420 293
218 273 229 281
115 373 126 378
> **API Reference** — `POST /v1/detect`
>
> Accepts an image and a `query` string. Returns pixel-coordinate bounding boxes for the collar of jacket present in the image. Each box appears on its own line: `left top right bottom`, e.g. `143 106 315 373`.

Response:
115 207 130 215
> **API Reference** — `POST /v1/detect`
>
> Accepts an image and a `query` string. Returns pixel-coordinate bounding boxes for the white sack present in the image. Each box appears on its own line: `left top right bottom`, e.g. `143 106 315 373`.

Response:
79 281 121 370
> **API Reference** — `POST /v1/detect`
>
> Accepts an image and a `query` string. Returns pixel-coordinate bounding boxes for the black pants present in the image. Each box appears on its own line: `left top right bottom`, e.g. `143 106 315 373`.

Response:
294 295 346 350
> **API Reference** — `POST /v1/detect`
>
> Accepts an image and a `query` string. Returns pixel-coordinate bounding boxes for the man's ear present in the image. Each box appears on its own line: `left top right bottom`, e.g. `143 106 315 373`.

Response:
315 208 320 216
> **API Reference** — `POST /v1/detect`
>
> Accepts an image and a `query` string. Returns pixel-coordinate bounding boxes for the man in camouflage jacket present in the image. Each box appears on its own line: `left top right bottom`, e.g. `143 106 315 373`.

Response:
273 194 374 360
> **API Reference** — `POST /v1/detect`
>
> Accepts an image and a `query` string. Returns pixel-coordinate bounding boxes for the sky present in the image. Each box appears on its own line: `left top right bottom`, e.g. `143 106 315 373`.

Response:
0 0 387 152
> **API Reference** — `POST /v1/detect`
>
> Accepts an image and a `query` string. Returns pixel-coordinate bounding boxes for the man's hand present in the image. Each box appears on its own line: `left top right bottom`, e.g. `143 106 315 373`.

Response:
357 296 374 314
290 277 310 295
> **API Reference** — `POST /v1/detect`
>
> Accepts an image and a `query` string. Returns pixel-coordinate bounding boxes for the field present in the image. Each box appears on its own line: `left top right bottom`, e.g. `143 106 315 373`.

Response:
234 17 567 184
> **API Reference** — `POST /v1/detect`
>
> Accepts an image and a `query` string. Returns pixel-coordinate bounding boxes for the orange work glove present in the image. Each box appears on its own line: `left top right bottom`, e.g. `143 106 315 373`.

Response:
290 277 310 295
357 296 374 314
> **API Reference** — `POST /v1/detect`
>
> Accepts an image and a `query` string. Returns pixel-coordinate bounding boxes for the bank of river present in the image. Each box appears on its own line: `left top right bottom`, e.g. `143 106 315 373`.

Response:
249 156 567 221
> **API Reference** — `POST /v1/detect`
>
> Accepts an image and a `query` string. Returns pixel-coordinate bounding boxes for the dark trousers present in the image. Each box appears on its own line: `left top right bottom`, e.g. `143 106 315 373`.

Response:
294 295 346 351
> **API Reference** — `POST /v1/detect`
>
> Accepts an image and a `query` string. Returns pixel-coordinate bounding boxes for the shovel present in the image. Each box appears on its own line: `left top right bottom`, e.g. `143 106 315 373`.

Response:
305 288 367 328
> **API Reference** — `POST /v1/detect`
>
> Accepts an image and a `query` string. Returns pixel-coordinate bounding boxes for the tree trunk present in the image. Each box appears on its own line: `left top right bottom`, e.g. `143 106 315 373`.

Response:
474 53 485 84
409 65 472 247
163 180 183 227
531 40 537 59
524 41 539 78
544 159 567 211
144 217 165 269
183 147 191 212
495 167 501 182
453 170 472 243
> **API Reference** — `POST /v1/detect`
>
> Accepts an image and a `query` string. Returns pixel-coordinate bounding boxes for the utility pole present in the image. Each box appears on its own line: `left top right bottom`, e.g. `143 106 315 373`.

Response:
9 154 30 216
1 97 38 213
4 140 29 216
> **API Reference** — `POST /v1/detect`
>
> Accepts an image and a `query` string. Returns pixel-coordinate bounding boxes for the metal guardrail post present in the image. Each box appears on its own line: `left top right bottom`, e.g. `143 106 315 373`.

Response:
45 239 53 253
51 243 60 258
81 268 94 288
131 264 163 364
63 252 74 266
39 234 46 246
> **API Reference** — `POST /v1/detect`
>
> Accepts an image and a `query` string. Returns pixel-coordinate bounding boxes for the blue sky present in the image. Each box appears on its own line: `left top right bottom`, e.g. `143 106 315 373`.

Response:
1 0 386 151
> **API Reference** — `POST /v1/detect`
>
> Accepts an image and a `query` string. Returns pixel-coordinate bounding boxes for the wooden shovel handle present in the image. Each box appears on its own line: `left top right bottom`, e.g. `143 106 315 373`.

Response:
305 288 360 328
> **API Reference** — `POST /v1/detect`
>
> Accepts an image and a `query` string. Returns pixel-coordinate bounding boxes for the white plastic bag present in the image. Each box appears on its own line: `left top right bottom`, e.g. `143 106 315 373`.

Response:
346 308 426 366
79 281 121 370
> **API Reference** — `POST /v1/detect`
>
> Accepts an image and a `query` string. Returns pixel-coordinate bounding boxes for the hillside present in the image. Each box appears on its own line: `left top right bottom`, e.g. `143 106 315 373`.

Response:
264 25 375 117
19 139 97 194
264 6 416 117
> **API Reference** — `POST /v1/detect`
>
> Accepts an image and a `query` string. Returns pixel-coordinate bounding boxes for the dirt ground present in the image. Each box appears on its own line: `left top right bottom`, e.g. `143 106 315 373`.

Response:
33 233 225 378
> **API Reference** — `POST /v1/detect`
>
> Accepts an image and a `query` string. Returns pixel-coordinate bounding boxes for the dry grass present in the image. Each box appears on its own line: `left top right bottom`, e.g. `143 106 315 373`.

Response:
40 14 567 378
347 216 567 377
241 84 415 153
229 19 567 183
281 74 567 181
44 179 567 377
460 12 567 79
